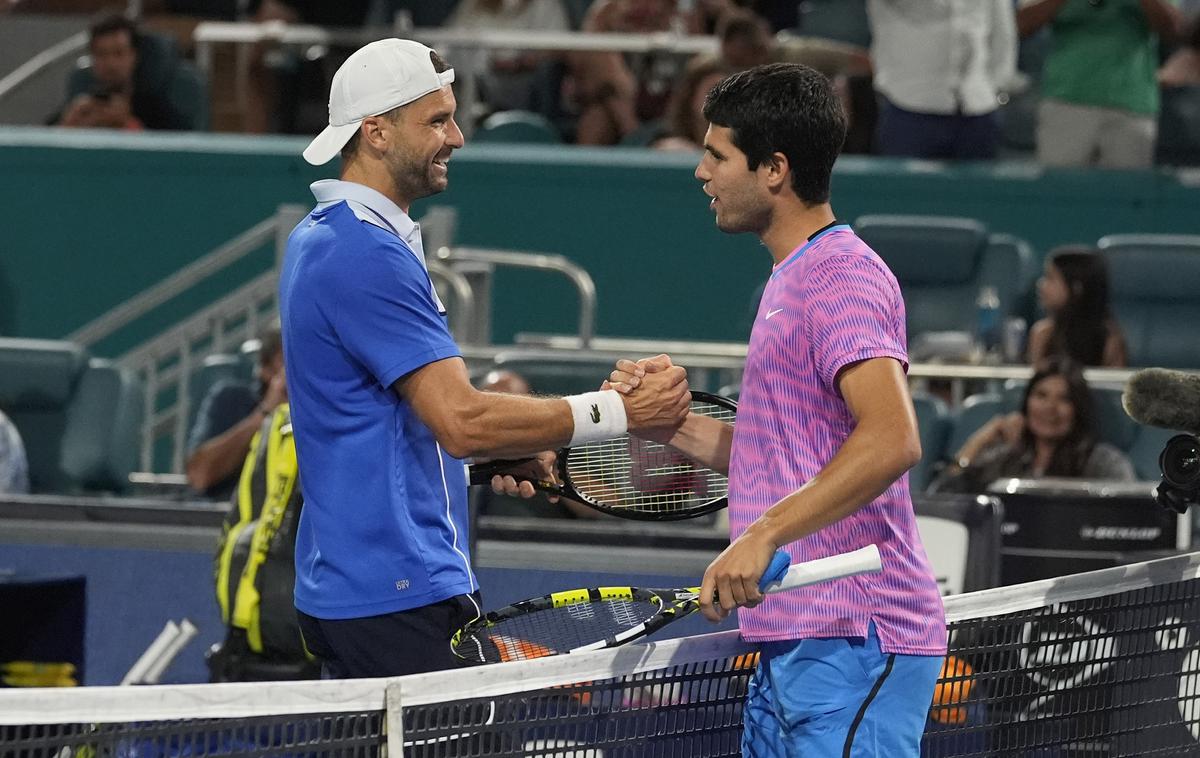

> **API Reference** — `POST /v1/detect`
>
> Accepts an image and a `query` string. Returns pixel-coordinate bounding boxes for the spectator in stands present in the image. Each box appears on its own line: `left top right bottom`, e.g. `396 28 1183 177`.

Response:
1160 11 1200 86
931 357 1135 493
56 13 205 131
867 0 1017 160
653 11 874 152
570 0 732 144
1018 0 1181 170
652 56 736 151
1027 246 1128 367
186 325 287 500
0 408 29 495
446 0 572 120
717 8 774 70
240 0 372 134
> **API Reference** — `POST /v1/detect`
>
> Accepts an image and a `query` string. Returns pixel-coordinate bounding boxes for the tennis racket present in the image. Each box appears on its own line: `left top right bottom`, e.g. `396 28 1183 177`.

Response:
451 545 882 664
468 391 737 521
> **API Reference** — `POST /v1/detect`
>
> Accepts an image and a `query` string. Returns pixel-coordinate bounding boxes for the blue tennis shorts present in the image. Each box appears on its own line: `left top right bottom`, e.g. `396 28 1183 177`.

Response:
742 622 942 757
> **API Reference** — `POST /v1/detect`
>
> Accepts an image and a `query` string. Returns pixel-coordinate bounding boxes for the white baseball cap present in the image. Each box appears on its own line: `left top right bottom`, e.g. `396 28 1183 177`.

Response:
302 38 456 166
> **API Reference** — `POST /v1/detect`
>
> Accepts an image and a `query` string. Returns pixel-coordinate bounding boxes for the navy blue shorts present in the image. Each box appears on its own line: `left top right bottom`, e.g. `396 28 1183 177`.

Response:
742 622 943 757
297 592 482 678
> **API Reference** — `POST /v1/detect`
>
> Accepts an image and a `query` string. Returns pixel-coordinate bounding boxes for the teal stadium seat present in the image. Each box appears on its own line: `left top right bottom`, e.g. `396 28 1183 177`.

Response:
854 215 1037 341
1097 234 1200 369
911 392 951 492
944 392 1007 463
0 338 143 493
187 353 255 437
472 111 561 144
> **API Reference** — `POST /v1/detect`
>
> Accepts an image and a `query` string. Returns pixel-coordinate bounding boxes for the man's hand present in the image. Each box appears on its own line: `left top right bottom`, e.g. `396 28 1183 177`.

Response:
618 357 690 430
603 354 672 394
489 450 560 503
262 369 288 411
699 529 779 622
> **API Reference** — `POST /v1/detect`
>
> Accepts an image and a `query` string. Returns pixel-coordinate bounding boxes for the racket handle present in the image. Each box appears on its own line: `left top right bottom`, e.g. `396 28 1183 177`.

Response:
468 458 536 486
757 550 791 591
760 545 882 595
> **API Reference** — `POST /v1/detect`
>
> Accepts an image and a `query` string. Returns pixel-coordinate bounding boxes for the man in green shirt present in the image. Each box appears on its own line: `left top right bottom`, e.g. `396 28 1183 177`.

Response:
1018 0 1181 169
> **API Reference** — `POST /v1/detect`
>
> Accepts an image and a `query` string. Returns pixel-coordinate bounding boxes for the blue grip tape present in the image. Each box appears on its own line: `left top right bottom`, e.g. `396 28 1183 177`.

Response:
758 550 791 591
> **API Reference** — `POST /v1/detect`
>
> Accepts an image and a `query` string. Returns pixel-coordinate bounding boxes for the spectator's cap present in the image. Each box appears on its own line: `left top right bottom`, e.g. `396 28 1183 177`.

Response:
303 38 455 166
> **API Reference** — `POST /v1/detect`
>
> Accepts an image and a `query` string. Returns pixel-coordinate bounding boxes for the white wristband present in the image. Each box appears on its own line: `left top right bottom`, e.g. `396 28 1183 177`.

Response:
565 390 628 447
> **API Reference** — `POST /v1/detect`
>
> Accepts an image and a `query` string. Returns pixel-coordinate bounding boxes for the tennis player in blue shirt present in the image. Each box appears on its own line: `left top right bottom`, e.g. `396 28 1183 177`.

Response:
279 38 691 678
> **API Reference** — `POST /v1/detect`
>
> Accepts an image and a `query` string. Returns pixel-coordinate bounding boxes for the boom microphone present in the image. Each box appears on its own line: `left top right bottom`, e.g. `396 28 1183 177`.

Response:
1122 368 1200 433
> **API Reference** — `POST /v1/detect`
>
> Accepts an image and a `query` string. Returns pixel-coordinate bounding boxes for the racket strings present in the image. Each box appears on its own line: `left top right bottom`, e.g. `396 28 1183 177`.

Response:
566 400 735 513
459 597 663 663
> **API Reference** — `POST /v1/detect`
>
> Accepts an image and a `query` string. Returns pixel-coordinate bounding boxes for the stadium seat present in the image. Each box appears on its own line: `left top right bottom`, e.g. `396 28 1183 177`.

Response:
186 352 254 437
912 392 951 492
854 215 1037 342
0 338 142 493
472 111 561 144
1097 234 1200 369
944 392 1007 460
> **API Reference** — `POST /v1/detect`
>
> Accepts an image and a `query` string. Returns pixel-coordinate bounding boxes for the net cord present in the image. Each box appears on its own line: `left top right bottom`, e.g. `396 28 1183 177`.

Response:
943 548 1200 623
0 629 752 725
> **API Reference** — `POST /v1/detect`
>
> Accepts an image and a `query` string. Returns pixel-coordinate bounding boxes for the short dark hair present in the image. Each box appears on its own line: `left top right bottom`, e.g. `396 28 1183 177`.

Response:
702 63 846 205
89 13 137 47
340 49 453 163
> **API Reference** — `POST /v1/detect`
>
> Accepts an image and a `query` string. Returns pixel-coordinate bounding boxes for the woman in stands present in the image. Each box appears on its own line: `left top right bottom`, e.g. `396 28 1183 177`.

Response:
931 357 1135 493
1027 246 1128 367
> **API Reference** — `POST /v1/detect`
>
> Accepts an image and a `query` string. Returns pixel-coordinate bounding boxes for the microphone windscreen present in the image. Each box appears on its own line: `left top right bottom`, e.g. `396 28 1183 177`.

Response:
1122 368 1200 433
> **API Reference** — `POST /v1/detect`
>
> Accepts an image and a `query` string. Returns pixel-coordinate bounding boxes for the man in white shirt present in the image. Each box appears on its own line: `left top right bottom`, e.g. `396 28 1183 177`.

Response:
868 0 1017 159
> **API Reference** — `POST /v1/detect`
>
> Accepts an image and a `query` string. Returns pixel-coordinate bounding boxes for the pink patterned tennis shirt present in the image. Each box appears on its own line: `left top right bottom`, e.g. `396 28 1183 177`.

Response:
730 224 946 655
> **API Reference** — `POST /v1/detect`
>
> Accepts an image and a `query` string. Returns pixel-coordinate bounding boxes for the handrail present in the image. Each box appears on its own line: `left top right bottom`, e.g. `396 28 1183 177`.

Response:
68 205 306 347
0 31 87 104
507 334 1150 388
426 260 475 343
192 21 717 58
439 247 597 348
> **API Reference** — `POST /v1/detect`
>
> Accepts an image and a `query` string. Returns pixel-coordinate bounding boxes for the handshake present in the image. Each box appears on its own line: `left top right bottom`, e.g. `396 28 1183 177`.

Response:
604 354 692 435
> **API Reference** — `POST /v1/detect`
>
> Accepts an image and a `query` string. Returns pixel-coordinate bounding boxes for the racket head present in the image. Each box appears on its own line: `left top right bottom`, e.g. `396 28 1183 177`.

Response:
450 585 693 665
558 391 737 521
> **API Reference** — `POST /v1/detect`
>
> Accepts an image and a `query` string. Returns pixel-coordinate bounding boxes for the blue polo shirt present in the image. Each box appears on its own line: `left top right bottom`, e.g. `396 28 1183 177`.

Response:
279 180 476 619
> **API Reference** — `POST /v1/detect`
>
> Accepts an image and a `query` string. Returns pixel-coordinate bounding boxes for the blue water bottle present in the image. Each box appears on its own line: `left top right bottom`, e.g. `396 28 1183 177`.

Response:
974 286 1001 358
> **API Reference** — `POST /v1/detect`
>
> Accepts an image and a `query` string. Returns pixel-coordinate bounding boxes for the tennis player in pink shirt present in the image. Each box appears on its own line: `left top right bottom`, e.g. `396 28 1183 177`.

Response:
610 63 946 756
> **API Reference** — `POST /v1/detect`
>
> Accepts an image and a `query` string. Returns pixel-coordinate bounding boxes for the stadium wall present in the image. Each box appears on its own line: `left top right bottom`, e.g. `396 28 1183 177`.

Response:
2 127 1197 355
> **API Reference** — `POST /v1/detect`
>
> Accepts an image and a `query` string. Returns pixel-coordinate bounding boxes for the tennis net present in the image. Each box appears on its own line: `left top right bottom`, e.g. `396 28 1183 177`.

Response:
3 550 1200 757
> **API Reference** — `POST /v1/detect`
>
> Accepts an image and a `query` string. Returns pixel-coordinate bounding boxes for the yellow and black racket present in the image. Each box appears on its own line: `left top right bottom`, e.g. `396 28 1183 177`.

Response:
451 546 882 664
468 391 736 521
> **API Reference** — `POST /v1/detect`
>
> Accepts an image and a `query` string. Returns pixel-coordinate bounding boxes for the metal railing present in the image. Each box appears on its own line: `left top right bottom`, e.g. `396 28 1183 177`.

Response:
73 204 305 473
439 246 598 348
0 31 87 105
